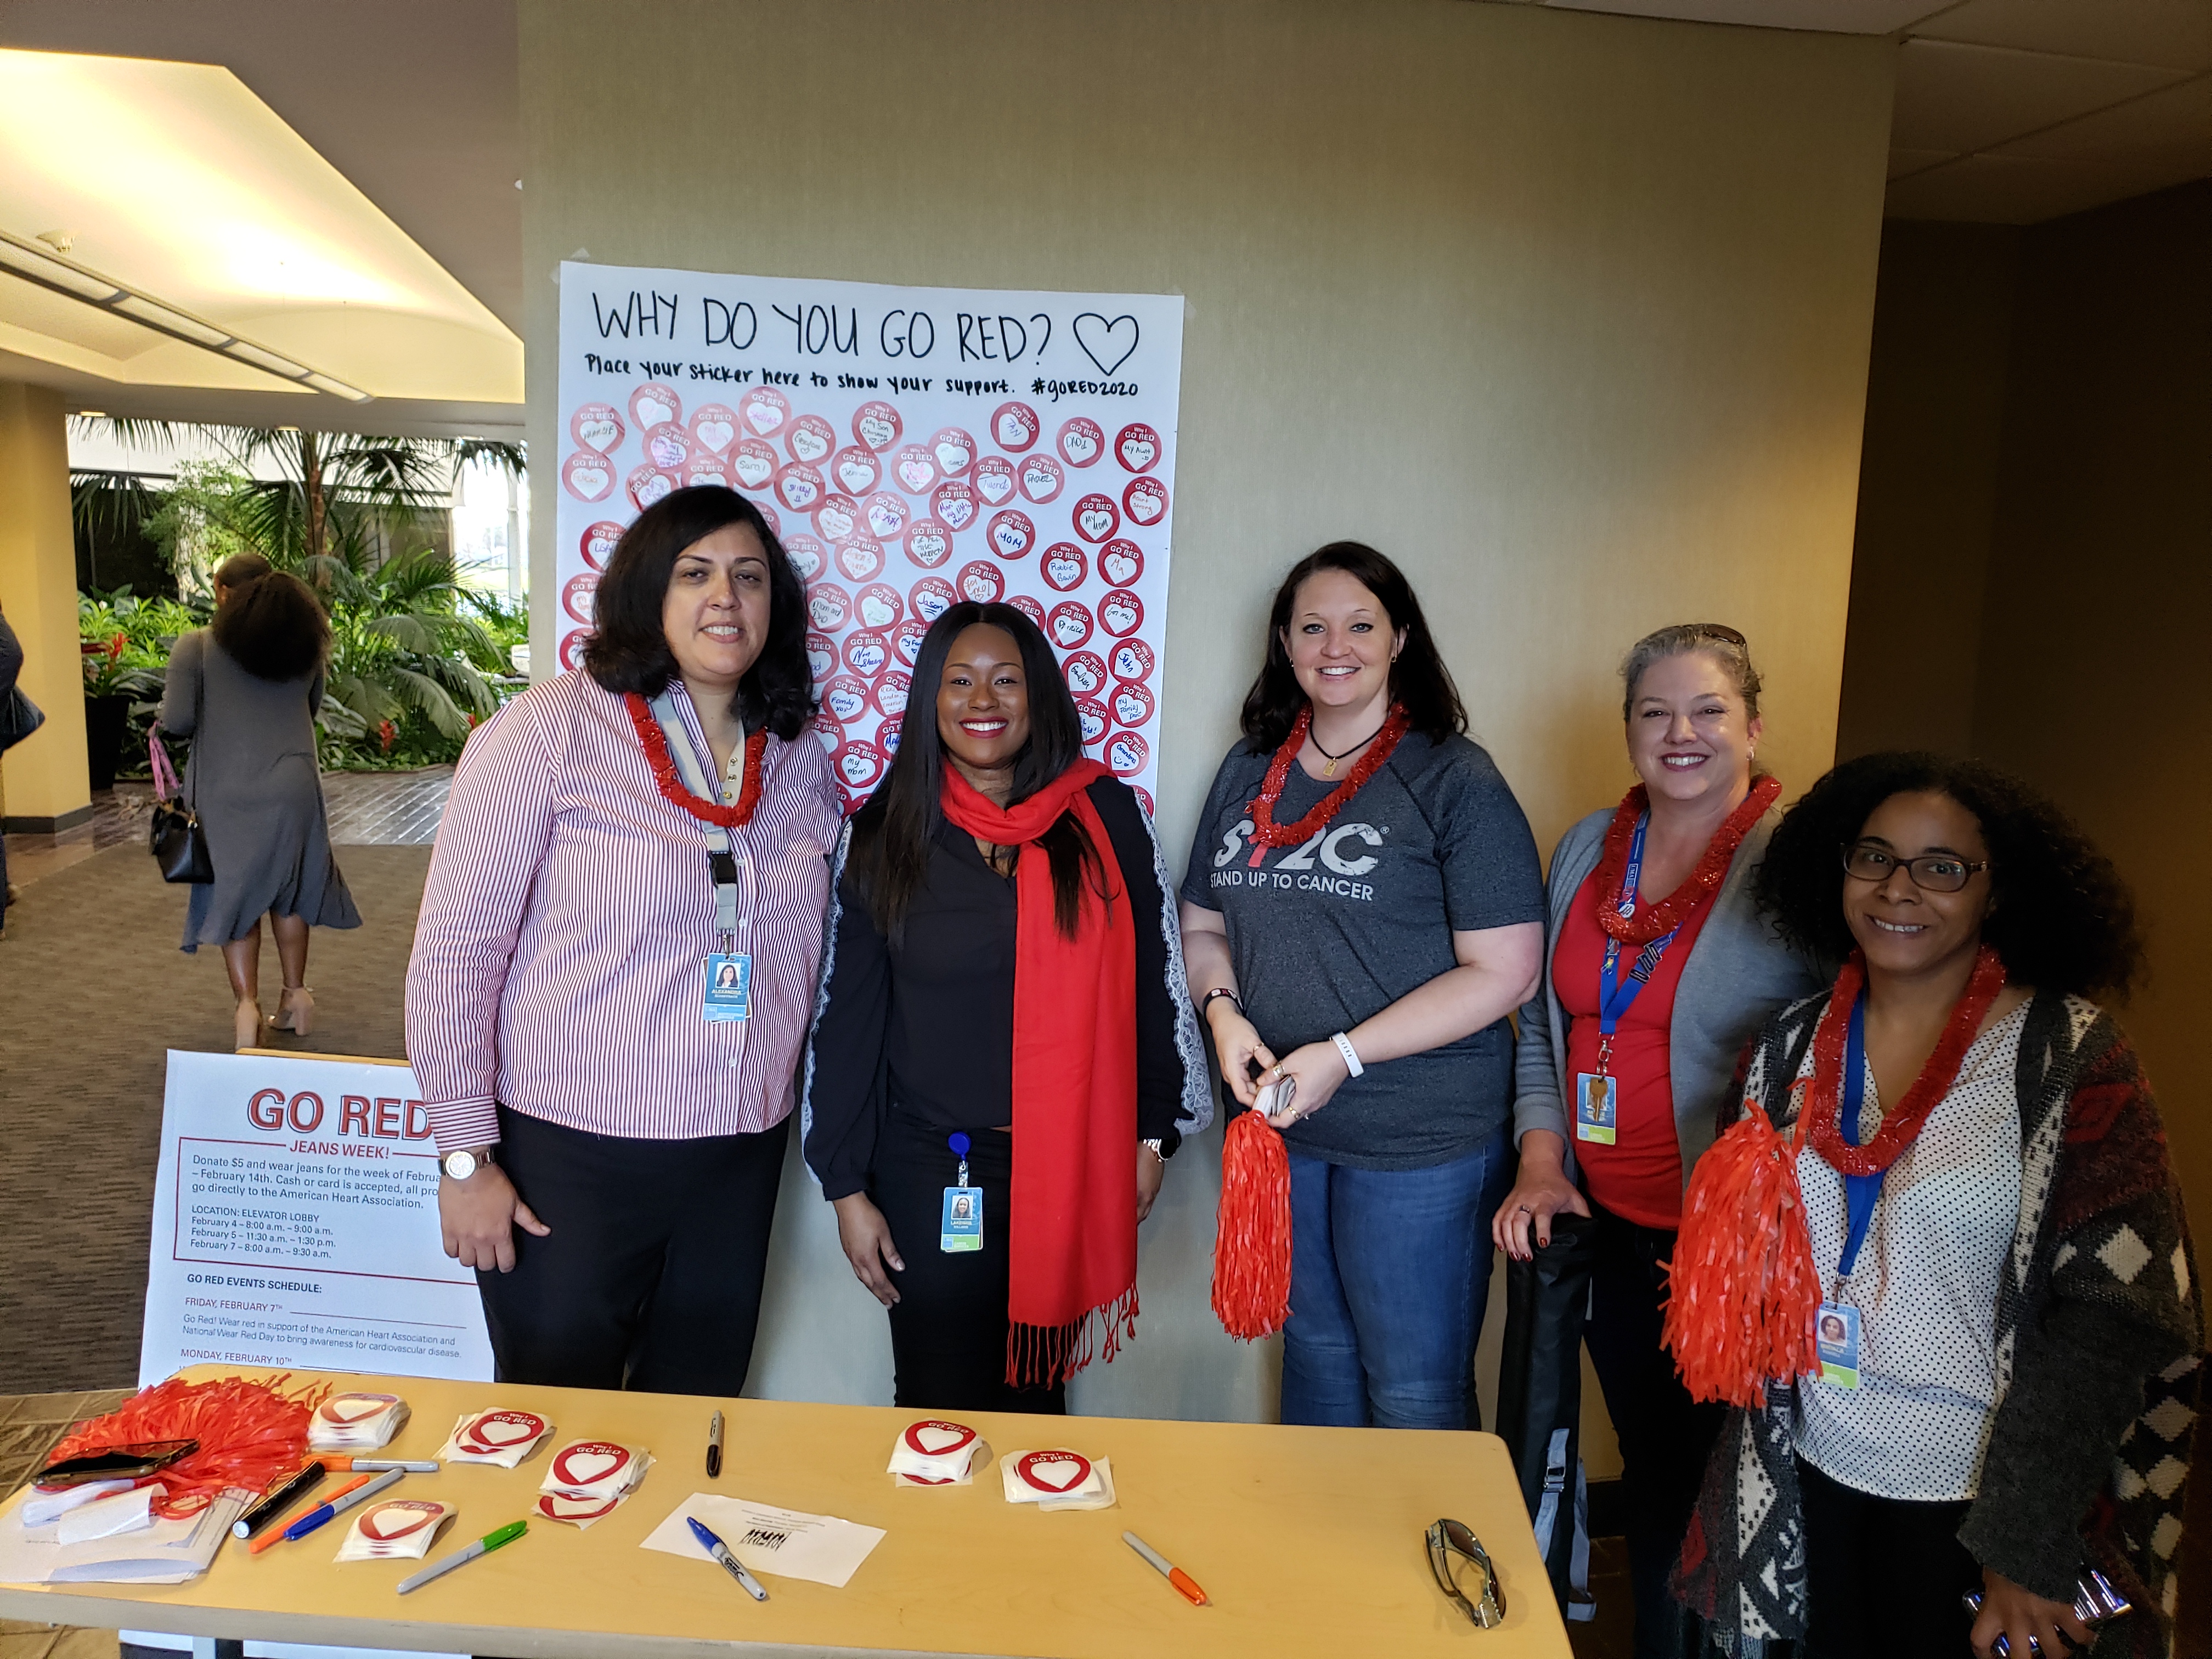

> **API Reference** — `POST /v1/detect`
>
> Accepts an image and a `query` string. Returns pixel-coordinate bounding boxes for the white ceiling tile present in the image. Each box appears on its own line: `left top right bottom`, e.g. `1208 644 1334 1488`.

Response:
1911 0 2212 73
1891 38 2192 150
1885 149 2212 220
1991 70 2212 159
1535 0 1949 33
1889 146 1960 176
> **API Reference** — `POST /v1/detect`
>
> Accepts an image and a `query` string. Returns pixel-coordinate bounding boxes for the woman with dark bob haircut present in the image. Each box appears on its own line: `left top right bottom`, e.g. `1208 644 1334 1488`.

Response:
804 602 1206 1410
408 486 843 1396
1673 753 2198 1659
1180 542 1547 1430
160 550 359 1049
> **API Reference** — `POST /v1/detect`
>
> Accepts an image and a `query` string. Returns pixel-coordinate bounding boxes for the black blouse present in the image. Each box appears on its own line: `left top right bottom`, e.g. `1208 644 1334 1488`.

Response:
803 777 1196 1201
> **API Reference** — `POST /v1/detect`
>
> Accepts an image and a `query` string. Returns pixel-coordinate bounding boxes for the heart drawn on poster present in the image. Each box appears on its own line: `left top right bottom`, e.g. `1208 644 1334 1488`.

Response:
1099 589 1144 638
865 492 909 539
1122 478 1167 526
740 386 789 436
1115 424 1159 474
1008 595 1044 628
629 383 682 432
1057 417 1103 468
1111 639 1154 684
957 561 1005 605
908 578 956 624
1041 544 1086 592
1048 602 1093 651
1099 540 1143 588
1073 313 1139 376
1075 697 1108 744
835 535 884 583
931 427 976 479
1073 494 1119 545
806 633 838 682
581 521 624 570
816 495 859 542
834 447 882 496
894 445 938 495
1015 1449 1093 1495
824 676 870 724
1063 651 1107 697
561 451 614 502
855 583 905 631
973 456 1015 506
732 439 777 489
571 404 624 454
904 520 952 570
843 630 890 678
690 405 738 455
788 414 837 465
783 535 826 582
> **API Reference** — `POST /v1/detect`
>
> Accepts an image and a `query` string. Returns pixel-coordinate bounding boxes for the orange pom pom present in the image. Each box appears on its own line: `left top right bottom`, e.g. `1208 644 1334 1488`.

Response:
42 1375 329 1517
1212 1109 1292 1340
1661 1099 1821 1408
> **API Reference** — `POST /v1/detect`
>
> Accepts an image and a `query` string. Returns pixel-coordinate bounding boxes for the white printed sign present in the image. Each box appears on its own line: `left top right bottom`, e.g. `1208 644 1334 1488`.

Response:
555 262 1184 811
138 1051 493 1387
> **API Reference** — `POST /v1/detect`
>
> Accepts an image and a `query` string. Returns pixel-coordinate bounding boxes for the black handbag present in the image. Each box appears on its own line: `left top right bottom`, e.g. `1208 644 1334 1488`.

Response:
148 726 213 884
0 684 42 752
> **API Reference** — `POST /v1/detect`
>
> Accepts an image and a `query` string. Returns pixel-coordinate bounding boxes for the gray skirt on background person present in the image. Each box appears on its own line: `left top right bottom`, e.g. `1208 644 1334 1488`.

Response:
159 629 360 951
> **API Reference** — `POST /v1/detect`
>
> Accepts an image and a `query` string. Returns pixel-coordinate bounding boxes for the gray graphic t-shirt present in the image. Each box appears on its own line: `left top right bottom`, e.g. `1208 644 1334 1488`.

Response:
1181 732 1544 1170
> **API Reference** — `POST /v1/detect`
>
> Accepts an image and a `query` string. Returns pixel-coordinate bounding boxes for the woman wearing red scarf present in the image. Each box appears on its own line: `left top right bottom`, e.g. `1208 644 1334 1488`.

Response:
1491 624 1821 1649
804 603 1207 1411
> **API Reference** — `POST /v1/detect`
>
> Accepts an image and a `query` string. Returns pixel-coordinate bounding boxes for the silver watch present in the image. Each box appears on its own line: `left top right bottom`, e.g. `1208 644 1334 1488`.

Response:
441 1147 493 1181
1141 1137 1167 1163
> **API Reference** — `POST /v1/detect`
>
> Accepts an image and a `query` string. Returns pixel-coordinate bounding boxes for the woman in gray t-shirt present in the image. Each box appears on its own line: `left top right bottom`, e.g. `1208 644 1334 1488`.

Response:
1180 541 1544 1430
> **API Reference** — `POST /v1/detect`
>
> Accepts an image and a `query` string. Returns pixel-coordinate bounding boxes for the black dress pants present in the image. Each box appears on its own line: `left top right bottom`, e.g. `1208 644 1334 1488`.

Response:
475 1107 787 1396
1582 1197 1728 1659
1798 1455 1979 1658
870 1108 1064 1415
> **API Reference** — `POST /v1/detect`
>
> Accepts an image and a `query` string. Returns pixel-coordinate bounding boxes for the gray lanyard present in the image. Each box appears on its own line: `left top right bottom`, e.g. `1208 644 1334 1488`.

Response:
647 689 748 950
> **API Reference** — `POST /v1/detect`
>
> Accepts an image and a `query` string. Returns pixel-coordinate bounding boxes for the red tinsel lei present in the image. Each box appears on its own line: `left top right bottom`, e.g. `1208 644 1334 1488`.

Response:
41 1374 328 1518
1802 944 2007 1177
1245 703 1411 850
625 692 766 828
1594 774 1782 945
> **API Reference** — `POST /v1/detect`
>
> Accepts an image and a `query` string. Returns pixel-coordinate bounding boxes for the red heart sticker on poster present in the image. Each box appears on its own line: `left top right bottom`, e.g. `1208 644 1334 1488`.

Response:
1057 417 1104 469
807 583 850 631
991 402 1041 453
1115 422 1160 473
643 423 692 471
905 1420 978 1458
358 1501 444 1542
864 491 910 540
933 479 977 532
823 676 871 725
774 462 825 514
1122 478 1168 527
536 1493 619 1522
956 561 1004 605
988 510 1036 560
1111 680 1155 729
570 403 624 454
754 501 782 537
731 438 777 490
787 414 837 465
629 383 682 433
560 629 590 672
931 427 977 479
319 1393 398 1425
1072 494 1119 544
815 494 860 543
1062 650 1108 697
1105 731 1149 777
1099 540 1144 588
874 670 912 720
853 400 903 453
806 633 837 682
783 534 826 583
580 521 625 571
904 519 953 570
627 465 679 512
685 461 731 490
893 444 938 495
1048 601 1093 651
1099 589 1144 638
1134 785 1155 816
1019 454 1065 504
1075 697 1109 744
690 404 740 457
833 446 882 496
908 577 956 626
561 450 615 502
1008 595 1044 628
460 1410 546 1449
1014 1450 1092 1495
836 535 885 584
973 455 1015 506
1109 637 1155 683
1041 544 1086 592
854 583 905 631
843 630 891 677
740 386 790 437
561 573 598 625
894 619 929 667
835 740 888 792
551 1442 631 1489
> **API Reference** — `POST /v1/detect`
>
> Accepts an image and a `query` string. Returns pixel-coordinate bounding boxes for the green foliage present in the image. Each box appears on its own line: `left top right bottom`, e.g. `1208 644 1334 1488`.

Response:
309 547 508 763
139 462 262 599
78 586 201 698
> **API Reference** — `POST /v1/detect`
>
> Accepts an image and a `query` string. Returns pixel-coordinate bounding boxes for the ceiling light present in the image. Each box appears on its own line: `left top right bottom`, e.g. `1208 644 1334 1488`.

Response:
0 228 371 402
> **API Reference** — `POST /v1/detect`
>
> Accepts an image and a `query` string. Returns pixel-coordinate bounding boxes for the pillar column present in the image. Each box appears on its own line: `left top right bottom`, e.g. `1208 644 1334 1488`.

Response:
0 380 92 831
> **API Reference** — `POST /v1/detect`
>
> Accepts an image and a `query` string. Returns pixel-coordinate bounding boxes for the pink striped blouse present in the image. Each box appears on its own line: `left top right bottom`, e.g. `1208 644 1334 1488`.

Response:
405 671 845 1153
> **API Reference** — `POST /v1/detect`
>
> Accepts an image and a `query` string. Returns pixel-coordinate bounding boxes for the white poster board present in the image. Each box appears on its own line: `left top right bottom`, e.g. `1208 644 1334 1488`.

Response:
138 1051 493 1387
554 262 1184 812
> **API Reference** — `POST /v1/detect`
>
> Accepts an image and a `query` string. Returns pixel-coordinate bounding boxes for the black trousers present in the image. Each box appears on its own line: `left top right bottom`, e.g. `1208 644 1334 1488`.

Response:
870 1108 1065 1415
1798 1455 1978 1658
1582 1197 1728 1659
475 1107 787 1396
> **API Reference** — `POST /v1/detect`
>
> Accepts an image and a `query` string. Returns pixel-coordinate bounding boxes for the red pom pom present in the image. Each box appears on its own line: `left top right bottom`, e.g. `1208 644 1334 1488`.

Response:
1661 1099 1821 1407
1212 1109 1291 1340
41 1375 328 1517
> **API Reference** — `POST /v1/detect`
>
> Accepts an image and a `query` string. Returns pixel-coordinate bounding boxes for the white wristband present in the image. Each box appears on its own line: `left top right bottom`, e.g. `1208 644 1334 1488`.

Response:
1331 1031 1364 1078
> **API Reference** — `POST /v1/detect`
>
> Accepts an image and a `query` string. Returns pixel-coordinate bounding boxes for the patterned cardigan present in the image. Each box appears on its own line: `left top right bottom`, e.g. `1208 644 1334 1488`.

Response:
1671 989 2201 1657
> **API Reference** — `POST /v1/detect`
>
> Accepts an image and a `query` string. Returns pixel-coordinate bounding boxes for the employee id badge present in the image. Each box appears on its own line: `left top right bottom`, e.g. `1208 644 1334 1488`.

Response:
1815 1302 1861 1389
701 953 752 1022
940 1186 984 1252
1575 1073 1618 1144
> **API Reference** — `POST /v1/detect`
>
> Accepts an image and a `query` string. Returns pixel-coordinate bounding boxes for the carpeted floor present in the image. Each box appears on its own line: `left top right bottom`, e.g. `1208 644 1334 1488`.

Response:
0 842 431 1395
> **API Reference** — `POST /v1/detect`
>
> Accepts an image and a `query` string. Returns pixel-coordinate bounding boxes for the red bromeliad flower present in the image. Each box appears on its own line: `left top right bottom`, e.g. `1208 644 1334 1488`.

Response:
377 719 397 754
106 631 127 663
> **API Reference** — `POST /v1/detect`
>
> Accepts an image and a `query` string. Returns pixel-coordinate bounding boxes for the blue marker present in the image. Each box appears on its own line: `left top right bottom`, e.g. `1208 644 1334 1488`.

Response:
284 1466 404 1539
687 1515 769 1601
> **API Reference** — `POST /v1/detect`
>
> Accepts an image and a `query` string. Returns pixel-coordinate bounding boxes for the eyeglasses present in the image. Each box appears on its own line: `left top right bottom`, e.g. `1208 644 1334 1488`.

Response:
1841 840 1990 894
1426 1519 1505 1628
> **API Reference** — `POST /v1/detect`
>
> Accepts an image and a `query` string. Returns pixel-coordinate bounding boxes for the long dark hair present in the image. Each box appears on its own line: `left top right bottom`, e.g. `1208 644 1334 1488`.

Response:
1754 751 2144 998
847 602 1105 943
210 563 329 682
581 486 814 740
1238 541 1466 751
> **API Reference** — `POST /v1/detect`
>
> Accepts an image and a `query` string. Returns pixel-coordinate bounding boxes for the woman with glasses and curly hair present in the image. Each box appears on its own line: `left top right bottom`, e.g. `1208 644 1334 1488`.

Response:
1673 752 2198 1659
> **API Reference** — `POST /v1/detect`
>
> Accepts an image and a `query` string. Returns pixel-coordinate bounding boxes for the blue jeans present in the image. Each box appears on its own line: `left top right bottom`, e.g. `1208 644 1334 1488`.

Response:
1280 1129 1513 1429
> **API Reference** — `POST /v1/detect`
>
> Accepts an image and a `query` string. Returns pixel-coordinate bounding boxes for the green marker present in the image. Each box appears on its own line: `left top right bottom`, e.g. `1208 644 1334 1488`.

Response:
394 1519 527 1595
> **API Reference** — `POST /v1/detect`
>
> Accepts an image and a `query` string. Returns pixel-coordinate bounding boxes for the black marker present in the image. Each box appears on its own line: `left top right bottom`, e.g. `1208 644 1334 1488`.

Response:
706 1410 723 1479
233 1462 325 1539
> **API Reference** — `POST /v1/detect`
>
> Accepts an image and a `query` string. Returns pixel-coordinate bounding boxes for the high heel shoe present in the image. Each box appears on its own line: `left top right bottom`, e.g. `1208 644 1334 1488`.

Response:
234 999 264 1052
273 985 315 1037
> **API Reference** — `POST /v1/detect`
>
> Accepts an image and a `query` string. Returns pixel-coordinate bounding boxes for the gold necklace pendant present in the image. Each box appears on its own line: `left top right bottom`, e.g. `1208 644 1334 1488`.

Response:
1322 757 1340 778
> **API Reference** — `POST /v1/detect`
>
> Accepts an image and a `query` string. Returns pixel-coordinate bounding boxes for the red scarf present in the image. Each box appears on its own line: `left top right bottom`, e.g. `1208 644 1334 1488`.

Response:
1593 774 1782 945
939 758 1138 1386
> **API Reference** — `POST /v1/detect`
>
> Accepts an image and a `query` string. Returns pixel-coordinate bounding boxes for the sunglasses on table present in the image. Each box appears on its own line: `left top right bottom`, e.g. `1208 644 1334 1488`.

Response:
1840 840 1990 894
1426 1518 1505 1628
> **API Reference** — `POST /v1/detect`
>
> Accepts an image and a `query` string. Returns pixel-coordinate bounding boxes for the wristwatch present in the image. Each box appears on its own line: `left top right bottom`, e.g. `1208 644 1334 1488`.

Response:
441 1146 494 1181
1198 986 1242 1019
1142 1137 1169 1164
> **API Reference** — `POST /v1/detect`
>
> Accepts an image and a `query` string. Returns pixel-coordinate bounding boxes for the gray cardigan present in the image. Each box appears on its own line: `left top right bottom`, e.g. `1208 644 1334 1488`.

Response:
1513 805 1823 1187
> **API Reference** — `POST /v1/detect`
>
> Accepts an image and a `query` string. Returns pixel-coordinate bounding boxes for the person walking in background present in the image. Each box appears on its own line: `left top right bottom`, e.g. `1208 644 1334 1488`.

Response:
1674 754 2197 1659
805 603 1207 1413
160 552 359 1049
1492 623 1821 1652
1180 542 1545 1430
408 486 843 1396
0 599 24 935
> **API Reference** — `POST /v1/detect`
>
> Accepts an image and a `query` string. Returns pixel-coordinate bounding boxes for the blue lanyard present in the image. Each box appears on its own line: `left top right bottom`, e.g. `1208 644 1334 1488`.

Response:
1834 998 1884 1280
1595 813 1681 1046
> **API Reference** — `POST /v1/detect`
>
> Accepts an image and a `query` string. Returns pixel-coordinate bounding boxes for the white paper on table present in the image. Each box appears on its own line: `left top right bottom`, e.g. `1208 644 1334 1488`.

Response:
20 1481 133 1527
640 1493 885 1589
56 1487 154 1544
0 1488 249 1585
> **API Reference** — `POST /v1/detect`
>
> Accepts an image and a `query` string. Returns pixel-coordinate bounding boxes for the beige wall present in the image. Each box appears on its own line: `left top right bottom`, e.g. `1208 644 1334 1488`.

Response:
0 379 90 829
520 0 1895 1430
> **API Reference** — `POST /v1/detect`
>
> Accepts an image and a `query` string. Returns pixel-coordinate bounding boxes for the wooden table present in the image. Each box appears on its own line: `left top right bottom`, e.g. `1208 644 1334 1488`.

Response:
0 1367 1567 1658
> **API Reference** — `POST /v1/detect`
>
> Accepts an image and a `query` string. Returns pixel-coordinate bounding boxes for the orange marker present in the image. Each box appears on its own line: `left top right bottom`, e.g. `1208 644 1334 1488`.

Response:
247 1473 369 1554
1123 1531 1209 1606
